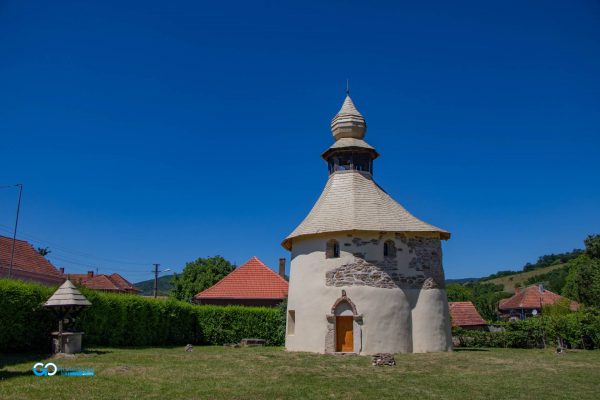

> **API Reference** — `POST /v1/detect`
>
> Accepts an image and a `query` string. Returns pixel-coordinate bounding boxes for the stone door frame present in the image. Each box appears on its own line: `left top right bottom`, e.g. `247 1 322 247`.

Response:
325 290 363 354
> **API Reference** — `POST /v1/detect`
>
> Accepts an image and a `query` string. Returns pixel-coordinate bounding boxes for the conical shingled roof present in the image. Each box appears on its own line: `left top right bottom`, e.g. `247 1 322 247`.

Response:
44 280 92 307
282 171 450 250
337 95 363 116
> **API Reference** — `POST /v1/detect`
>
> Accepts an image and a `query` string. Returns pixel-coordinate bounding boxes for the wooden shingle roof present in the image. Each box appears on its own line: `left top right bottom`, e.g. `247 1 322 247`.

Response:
44 280 91 307
282 171 450 250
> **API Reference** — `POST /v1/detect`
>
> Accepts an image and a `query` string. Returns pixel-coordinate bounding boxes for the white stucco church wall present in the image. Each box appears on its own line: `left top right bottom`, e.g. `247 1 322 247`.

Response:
282 93 452 354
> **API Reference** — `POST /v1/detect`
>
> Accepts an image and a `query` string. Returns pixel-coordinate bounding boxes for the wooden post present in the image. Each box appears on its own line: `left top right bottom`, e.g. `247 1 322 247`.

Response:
58 318 63 354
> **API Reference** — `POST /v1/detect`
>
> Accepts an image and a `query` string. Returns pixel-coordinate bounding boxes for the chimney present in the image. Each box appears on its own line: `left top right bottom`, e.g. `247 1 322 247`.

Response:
514 286 520 294
87 270 94 278
59 267 64 275
278 258 286 278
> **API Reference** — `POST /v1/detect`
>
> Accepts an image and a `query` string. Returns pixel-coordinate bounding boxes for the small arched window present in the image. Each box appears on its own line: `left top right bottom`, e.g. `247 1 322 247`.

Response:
383 240 396 258
326 239 340 259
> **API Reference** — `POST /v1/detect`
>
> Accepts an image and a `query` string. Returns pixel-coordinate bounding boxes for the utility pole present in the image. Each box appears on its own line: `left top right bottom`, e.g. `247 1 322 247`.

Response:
152 264 171 298
153 263 160 298
8 184 23 279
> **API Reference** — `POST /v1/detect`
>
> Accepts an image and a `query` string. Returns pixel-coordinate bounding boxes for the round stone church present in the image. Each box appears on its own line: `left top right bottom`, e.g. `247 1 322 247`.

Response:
282 93 453 354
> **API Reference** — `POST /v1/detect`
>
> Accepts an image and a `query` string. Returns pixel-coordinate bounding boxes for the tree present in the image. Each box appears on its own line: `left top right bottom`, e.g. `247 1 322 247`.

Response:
584 234 600 259
467 282 511 321
524 265 570 293
446 284 472 302
562 254 600 308
36 247 51 257
446 282 510 321
170 256 235 302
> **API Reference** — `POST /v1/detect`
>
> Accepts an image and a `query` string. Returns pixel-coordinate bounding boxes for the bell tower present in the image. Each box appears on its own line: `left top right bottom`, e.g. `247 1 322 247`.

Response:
321 95 379 176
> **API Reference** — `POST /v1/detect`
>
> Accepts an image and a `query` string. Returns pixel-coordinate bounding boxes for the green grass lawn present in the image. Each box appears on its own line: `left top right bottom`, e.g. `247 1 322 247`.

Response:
1 346 599 399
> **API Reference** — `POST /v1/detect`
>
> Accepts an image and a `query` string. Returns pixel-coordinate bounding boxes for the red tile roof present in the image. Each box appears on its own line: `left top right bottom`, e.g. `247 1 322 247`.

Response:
68 272 140 293
0 236 63 285
498 285 579 311
448 301 487 327
195 256 288 300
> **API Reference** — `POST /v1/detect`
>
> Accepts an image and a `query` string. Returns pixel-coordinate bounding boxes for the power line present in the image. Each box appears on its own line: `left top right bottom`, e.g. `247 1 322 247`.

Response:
0 223 152 266
47 255 153 274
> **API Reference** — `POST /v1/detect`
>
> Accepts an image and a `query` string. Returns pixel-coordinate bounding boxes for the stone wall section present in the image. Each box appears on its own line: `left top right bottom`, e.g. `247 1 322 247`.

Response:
325 234 445 290
324 315 335 353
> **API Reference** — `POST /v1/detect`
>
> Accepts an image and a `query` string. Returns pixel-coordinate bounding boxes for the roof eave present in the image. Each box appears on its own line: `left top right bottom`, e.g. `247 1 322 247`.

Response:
282 229 451 251
321 146 380 161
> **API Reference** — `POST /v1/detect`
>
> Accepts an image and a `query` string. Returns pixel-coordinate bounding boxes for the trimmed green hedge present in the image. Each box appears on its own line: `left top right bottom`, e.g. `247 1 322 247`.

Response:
0 279 55 352
454 311 600 349
0 279 285 353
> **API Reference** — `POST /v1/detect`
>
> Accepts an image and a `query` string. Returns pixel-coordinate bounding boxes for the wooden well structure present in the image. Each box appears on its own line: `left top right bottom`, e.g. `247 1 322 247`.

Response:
44 279 91 354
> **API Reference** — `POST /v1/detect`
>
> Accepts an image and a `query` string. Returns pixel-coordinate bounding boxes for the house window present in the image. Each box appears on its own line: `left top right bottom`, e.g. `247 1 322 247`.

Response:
326 239 340 258
287 310 295 335
383 240 396 258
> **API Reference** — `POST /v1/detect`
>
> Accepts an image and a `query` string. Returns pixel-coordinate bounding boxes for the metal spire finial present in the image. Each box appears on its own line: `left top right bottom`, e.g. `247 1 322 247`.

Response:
346 79 350 95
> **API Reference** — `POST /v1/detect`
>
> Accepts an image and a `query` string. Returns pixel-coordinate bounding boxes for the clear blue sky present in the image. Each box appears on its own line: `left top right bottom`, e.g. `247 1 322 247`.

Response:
1 0 599 282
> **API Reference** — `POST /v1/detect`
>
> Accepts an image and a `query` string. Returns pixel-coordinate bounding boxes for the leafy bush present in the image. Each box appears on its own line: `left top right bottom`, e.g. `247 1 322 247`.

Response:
453 311 600 349
0 279 285 352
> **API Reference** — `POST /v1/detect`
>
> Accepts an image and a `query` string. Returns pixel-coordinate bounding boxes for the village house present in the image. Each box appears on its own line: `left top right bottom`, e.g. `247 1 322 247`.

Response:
194 256 288 307
67 271 140 294
498 284 579 320
0 236 64 286
282 93 453 355
448 301 487 330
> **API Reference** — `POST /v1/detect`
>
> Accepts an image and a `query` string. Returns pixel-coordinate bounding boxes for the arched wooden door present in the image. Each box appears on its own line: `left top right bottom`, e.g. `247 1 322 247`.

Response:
335 316 354 352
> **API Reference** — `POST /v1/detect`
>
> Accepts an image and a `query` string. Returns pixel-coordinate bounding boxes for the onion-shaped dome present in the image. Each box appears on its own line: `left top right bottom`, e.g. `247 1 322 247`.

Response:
330 95 366 140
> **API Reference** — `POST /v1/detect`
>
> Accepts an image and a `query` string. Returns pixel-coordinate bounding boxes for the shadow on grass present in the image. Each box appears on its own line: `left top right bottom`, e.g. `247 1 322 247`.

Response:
0 353 49 381
84 345 184 350
0 353 50 369
454 348 490 352
80 349 112 355
0 370 33 380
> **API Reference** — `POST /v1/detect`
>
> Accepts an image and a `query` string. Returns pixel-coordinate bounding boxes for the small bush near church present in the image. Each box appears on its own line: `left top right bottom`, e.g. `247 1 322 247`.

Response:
454 310 600 349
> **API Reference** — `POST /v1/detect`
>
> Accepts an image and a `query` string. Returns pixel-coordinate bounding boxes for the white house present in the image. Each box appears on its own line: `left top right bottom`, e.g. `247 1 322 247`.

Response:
282 93 453 354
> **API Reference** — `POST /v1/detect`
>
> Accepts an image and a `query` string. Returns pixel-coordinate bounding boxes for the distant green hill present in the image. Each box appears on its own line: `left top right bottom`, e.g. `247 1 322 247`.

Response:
448 248 582 298
134 274 175 296
482 263 567 293
445 277 479 285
